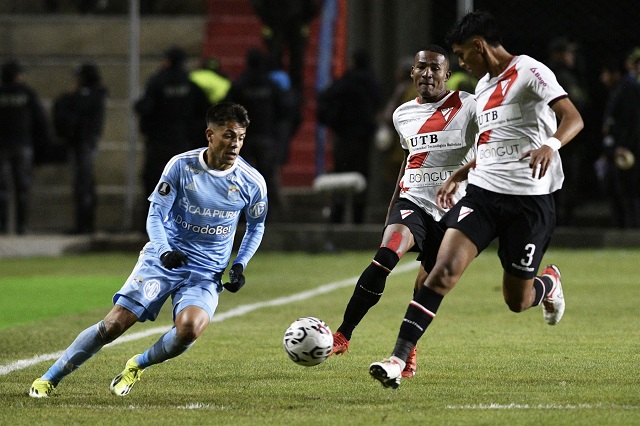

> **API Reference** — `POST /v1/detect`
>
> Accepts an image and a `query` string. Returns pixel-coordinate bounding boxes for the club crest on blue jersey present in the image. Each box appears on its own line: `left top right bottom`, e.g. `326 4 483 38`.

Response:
158 182 171 196
227 185 240 201
248 201 267 218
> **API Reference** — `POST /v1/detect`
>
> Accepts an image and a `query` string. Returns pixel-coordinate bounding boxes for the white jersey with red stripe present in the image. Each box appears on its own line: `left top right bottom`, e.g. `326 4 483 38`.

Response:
470 55 568 195
393 90 477 221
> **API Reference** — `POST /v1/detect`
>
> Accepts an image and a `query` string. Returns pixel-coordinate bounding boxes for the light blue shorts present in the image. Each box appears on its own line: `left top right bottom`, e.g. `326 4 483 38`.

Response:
113 244 223 322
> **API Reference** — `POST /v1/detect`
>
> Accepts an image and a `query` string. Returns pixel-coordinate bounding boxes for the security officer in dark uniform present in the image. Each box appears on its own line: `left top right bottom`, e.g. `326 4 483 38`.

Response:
251 0 321 93
0 60 50 234
53 63 107 234
224 48 286 217
135 47 211 218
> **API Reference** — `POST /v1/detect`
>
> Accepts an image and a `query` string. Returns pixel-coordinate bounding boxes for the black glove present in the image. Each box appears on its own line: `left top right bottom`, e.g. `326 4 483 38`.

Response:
223 264 245 293
160 250 188 270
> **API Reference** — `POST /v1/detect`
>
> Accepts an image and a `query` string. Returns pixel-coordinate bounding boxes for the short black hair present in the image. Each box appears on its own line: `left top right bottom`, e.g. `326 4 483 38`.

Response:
164 46 187 67
75 63 101 87
418 44 450 63
1 60 23 84
352 48 372 69
206 102 250 128
600 55 627 75
445 10 502 47
246 48 266 71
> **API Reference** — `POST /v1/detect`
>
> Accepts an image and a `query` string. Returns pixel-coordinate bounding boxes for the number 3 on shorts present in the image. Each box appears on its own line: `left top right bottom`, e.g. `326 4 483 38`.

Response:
520 243 536 267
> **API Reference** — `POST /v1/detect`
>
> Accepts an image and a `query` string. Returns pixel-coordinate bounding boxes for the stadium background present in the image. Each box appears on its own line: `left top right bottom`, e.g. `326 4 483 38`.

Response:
0 0 639 243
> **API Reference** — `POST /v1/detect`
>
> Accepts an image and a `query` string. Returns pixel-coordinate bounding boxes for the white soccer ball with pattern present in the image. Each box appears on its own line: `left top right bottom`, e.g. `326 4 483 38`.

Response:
283 317 333 367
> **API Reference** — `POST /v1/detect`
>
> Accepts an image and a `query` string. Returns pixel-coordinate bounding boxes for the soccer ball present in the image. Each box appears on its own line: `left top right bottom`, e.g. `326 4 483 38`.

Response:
283 317 333 367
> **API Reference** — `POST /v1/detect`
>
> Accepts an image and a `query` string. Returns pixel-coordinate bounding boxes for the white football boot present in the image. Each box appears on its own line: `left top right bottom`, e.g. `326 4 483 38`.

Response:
541 264 565 325
369 358 403 389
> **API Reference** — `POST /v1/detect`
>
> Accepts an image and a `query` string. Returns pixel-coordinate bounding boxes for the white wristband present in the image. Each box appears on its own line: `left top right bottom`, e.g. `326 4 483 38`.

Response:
543 137 561 152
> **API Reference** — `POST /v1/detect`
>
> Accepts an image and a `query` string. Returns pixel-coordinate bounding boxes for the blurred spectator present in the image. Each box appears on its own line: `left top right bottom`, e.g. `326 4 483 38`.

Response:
52 63 107 234
375 56 416 187
598 56 640 228
266 55 302 194
135 47 210 221
0 60 51 235
224 48 286 218
317 48 383 223
251 0 321 93
189 56 231 106
547 37 590 226
188 56 229 149
626 47 640 83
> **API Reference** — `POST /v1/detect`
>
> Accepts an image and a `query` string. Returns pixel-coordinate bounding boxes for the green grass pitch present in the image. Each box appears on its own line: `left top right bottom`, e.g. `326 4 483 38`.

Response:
1 248 639 425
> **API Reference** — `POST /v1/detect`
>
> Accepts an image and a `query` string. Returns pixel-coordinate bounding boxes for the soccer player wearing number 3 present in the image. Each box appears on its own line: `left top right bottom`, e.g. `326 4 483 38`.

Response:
30 103 268 397
330 44 477 378
370 11 584 389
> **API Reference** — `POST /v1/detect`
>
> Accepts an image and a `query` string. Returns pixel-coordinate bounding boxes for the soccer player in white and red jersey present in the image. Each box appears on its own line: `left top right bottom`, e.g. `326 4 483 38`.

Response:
330 44 477 378
369 11 584 389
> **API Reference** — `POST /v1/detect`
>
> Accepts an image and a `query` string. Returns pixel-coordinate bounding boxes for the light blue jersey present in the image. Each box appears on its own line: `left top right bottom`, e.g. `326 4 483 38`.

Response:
148 148 267 275
37 145 268 389
113 148 267 321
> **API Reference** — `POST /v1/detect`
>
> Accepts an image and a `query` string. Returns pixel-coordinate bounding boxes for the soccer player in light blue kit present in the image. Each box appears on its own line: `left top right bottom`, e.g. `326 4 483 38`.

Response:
30 102 267 397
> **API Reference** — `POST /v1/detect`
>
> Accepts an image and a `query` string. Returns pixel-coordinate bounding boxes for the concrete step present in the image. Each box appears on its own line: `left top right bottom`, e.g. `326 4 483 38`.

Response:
0 0 206 14
0 15 207 58
23 60 195 100
0 14 210 232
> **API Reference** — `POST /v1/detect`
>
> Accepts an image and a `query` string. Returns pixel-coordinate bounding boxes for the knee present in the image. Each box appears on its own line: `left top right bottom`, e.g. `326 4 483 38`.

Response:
175 316 209 344
381 228 412 255
101 319 127 342
174 323 200 345
427 264 459 294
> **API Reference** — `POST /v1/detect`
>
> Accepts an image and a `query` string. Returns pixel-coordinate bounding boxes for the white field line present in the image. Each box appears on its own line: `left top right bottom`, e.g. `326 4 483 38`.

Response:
0 262 419 376
446 403 640 410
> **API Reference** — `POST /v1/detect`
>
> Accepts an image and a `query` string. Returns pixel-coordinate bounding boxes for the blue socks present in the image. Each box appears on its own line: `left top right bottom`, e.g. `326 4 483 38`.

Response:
136 327 193 369
42 321 110 384
41 323 194 384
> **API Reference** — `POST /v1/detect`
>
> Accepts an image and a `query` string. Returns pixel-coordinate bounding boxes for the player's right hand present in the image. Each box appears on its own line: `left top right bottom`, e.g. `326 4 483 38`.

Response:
160 250 188 269
436 179 460 210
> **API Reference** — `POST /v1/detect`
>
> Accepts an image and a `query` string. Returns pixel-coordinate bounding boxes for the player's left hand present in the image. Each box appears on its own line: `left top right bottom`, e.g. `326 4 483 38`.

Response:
436 179 460 210
520 145 555 179
223 264 245 293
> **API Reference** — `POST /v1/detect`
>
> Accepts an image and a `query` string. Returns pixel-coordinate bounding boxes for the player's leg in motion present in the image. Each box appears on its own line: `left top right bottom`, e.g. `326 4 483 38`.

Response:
370 229 476 388
30 306 137 398
144 305 210 364
110 305 209 396
401 266 429 378
503 265 564 325
331 226 414 355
